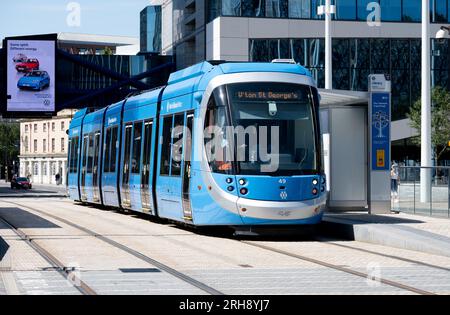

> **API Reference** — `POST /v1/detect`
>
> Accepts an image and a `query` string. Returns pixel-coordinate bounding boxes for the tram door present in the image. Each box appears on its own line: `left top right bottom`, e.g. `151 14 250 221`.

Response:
140 120 153 213
92 132 101 203
182 112 194 220
80 135 88 201
121 124 133 208
129 121 143 210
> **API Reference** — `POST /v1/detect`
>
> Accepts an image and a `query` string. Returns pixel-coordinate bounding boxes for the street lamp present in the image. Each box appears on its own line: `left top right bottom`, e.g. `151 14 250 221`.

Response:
318 0 336 90
436 26 450 41
420 0 432 203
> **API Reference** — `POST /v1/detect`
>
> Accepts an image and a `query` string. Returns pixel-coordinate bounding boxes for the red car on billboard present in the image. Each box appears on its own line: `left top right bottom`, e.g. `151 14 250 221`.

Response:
15 58 39 72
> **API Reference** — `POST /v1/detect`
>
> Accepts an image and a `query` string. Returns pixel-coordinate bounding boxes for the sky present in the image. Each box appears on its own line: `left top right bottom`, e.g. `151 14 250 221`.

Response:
0 0 152 40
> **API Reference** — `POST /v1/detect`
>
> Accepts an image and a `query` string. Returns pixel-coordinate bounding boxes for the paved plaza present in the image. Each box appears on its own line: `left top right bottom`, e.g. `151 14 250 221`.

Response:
1 190 450 295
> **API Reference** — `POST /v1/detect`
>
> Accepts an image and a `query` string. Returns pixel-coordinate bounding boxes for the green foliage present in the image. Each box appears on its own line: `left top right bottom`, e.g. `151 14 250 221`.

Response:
103 47 113 56
0 122 20 165
407 86 450 161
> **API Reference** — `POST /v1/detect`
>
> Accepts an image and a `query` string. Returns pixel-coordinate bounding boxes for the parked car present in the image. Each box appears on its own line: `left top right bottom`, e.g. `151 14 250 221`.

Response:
11 177 32 190
17 70 50 91
15 58 39 72
13 53 27 63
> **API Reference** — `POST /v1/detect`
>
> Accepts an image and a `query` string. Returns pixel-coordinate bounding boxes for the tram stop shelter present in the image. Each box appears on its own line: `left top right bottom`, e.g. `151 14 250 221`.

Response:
318 89 390 214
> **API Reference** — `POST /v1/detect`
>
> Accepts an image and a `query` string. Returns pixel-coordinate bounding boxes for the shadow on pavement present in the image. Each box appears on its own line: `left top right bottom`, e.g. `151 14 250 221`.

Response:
0 208 61 229
0 236 9 261
325 213 425 224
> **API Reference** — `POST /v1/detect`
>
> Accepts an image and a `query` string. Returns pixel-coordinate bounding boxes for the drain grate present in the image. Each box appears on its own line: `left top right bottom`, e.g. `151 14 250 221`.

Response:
119 268 161 273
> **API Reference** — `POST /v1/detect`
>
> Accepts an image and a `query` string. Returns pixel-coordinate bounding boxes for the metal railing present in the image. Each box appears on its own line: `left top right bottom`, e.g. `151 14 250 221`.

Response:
392 166 450 218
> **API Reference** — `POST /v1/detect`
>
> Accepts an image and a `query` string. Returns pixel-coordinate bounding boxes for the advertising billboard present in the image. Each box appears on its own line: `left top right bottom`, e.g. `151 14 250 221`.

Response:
5 39 56 115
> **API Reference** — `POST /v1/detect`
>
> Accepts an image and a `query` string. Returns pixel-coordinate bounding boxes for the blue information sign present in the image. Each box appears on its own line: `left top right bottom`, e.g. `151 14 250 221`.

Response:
371 92 390 171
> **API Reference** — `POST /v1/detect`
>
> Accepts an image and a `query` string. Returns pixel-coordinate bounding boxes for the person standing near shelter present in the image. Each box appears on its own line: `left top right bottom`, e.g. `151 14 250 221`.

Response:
391 163 399 198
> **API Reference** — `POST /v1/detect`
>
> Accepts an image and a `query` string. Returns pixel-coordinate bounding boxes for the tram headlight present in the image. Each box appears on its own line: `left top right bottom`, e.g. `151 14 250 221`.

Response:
240 188 248 195
312 179 318 186
238 179 246 186
312 188 318 195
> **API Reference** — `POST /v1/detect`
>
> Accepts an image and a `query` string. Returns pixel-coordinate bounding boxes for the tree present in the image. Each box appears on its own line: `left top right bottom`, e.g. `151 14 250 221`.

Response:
0 122 20 178
407 86 450 163
103 46 113 56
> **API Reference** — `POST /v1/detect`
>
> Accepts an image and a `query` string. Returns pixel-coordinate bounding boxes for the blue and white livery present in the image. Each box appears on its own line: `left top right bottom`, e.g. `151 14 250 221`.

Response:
68 61 326 228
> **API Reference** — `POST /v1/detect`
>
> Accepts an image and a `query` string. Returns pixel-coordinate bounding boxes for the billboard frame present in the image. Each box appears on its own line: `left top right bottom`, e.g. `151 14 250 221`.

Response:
2 33 57 118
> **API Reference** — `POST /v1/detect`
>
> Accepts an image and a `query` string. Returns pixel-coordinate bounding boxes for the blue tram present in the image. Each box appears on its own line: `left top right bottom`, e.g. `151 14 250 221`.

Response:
68 61 327 227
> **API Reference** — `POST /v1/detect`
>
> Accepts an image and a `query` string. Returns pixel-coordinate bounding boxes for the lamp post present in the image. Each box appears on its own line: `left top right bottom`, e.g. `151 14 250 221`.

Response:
420 0 432 203
318 0 335 90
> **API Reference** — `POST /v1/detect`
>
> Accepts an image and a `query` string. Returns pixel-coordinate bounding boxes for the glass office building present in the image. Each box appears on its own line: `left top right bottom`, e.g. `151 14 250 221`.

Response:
199 0 450 122
140 6 162 54
208 0 450 23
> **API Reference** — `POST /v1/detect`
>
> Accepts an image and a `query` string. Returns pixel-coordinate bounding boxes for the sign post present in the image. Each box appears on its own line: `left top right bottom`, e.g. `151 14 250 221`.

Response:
368 74 391 214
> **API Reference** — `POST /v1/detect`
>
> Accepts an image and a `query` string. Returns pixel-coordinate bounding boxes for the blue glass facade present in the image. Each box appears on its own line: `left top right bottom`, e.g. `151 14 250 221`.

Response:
140 6 162 54
208 0 450 23
249 38 450 120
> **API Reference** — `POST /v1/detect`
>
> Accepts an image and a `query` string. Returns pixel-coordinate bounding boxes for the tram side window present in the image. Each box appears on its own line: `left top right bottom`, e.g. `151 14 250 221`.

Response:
73 137 79 173
82 135 88 171
69 137 79 173
93 132 100 173
87 133 94 173
160 116 173 175
123 124 133 179
142 121 153 180
171 113 184 177
131 122 143 174
110 126 118 173
104 128 111 173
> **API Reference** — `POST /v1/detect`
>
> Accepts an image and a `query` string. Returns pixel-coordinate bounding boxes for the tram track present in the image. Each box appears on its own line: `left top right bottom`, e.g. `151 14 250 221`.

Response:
240 241 437 295
0 215 97 295
1 200 224 295
3 199 447 295
315 236 450 272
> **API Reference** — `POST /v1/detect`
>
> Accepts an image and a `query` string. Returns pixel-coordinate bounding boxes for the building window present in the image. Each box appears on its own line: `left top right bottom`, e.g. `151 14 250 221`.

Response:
34 139 37 152
335 0 357 20
242 0 265 17
266 0 288 18
52 122 55 131
51 162 56 176
402 0 421 22
379 0 401 22
34 124 37 132
289 0 311 18
61 121 65 131
357 0 374 21
33 163 39 176
52 138 55 152
43 123 47 132
61 138 65 152
43 139 47 152
24 136 29 152
431 0 447 23
222 0 241 16
43 162 47 176
25 125 28 132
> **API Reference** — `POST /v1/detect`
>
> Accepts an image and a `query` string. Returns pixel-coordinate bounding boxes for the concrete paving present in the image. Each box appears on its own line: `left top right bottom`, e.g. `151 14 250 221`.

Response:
323 212 450 258
1 197 450 295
